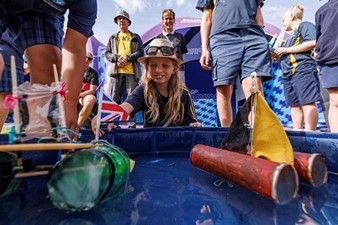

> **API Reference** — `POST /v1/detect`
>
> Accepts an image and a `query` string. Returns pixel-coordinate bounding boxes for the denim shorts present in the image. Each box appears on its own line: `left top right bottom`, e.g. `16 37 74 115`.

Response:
283 64 321 107
1 8 64 52
210 28 272 87
318 63 338 89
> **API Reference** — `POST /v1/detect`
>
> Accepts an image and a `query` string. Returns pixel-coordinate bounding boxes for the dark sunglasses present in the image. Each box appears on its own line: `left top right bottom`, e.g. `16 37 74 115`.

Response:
146 46 174 56
86 57 93 61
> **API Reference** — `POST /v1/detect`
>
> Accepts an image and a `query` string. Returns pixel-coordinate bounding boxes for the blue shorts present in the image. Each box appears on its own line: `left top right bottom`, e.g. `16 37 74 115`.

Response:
210 28 272 87
1 9 64 52
283 64 321 107
318 63 338 89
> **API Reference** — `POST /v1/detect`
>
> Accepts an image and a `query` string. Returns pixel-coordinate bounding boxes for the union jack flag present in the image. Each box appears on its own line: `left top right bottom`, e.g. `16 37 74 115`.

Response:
100 93 130 122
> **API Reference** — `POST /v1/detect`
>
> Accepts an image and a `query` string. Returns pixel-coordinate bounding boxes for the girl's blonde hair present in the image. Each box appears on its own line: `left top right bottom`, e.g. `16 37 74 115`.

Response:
290 5 304 20
141 59 196 126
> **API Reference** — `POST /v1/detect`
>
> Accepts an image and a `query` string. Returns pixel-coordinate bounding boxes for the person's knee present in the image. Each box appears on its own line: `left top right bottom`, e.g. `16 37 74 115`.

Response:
83 95 97 108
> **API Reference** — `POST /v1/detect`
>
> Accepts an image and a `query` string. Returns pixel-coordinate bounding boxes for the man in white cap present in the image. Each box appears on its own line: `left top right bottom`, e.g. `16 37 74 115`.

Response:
105 9 143 128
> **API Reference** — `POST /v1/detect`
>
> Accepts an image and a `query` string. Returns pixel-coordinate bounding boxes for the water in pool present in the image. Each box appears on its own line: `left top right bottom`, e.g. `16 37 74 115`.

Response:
1 152 338 225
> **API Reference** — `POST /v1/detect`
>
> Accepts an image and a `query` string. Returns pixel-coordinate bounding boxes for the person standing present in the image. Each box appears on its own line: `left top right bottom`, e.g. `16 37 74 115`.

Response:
78 52 99 128
315 0 338 132
0 0 97 136
274 5 321 131
196 0 271 127
105 10 143 105
156 9 188 83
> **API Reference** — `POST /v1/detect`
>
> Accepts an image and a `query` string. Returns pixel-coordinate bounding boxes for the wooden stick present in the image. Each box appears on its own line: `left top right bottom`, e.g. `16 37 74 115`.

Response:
0 142 94 152
10 56 20 134
15 170 49 178
52 64 67 128
14 164 106 178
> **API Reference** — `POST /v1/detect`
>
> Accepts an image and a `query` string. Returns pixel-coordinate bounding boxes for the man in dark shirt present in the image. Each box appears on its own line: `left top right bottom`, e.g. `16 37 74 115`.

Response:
78 52 99 128
156 9 188 83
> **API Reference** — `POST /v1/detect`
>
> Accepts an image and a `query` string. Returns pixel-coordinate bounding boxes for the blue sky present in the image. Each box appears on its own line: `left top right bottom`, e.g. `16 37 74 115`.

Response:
93 0 327 44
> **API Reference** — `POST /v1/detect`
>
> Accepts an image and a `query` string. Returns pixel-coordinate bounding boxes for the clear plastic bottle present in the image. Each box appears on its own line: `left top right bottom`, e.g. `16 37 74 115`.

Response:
47 142 130 211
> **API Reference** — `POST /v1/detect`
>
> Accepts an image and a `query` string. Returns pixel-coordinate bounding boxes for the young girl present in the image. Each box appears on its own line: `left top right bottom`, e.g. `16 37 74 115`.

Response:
92 38 201 136
274 5 320 131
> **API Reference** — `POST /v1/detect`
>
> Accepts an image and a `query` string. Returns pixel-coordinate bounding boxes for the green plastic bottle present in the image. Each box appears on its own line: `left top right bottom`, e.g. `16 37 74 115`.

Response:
0 152 22 198
47 142 130 211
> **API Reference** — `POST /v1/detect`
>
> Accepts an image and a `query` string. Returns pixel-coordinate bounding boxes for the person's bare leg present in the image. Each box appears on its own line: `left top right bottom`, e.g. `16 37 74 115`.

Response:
62 28 88 134
290 106 304 130
78 95 96 127
0 93 10 131
241 76 263 99
328 88 338 132
216 85 233 127
0 53 4 78
302 103 318 131
242 76 263 126
25 44 62 85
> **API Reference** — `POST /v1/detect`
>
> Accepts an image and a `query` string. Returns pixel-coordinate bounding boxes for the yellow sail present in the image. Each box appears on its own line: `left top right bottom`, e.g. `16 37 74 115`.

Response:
251 91 294 165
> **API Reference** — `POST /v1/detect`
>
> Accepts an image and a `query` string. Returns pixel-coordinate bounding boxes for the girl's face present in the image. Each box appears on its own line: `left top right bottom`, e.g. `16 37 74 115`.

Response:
282 10 293 31
147 58 178 84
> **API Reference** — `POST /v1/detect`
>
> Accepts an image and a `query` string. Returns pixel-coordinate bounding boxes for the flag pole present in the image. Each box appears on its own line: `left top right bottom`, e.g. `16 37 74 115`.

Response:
95 80 104 141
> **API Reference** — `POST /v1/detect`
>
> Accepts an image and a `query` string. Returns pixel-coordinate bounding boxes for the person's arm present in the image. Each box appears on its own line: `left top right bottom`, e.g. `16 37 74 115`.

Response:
127 34 144 62
120 102 134 114
91 102 134 136
183 90 202 127
80 69 99 98
105 36 119 63
200 8 212 70
274 40 316 56
255 6 264 27
79 84 97 98
91 85 144 135
61 28 88 133
180 33 188 62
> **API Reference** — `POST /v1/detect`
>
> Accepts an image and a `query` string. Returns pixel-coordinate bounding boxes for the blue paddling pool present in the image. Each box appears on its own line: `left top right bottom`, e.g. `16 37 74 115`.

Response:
1 127 338 225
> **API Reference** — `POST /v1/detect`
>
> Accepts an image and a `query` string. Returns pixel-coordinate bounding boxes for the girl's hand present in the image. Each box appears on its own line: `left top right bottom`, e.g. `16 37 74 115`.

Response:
274 47 289 56
270 49 280 61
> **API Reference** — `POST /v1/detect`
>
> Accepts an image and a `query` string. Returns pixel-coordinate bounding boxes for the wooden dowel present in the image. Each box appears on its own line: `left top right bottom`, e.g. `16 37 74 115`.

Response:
52 64 67 128
15 170 49 178
10 56 20 134
0 142 94 152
